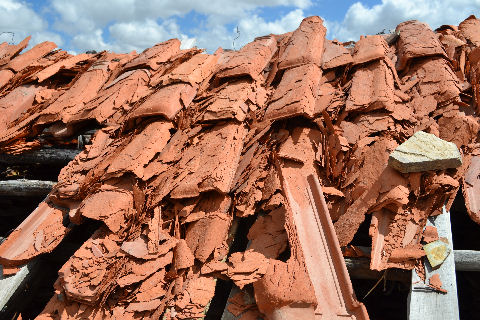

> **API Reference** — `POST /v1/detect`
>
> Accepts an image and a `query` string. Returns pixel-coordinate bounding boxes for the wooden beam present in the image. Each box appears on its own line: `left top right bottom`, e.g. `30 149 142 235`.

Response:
0 261 39 312
0 148 79 165
0 179 55 197
407 206 459 320
453 250 480 272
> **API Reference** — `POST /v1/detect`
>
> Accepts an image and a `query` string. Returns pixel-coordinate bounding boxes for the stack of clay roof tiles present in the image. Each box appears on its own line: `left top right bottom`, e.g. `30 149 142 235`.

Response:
1 13 480 319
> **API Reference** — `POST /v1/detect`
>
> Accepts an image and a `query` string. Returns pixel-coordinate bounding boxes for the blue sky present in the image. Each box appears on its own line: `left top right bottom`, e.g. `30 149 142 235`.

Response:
1 0 480 54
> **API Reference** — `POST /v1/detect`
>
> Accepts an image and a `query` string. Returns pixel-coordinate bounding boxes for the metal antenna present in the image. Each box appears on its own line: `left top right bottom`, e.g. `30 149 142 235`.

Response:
0 32 15 44
233 26 240 50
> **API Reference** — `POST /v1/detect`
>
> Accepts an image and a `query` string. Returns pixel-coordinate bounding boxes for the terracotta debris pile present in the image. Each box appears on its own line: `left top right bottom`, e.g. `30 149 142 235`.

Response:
1 14 480 319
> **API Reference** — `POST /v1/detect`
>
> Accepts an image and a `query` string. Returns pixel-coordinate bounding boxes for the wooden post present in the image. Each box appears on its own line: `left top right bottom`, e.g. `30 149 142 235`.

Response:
0 179 55 197
407 206 459 320
0 261 39 312
0 148 79 165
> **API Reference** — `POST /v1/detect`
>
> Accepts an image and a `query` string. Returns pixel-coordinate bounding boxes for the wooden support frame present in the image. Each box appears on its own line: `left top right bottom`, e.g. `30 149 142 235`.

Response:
407 206 459 320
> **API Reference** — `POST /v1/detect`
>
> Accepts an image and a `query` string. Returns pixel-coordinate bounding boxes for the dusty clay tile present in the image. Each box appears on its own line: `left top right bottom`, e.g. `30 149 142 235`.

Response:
321 40 353 69
159 123 247 200
155 53 218 86
265 64 321 120
463 153 480 224
278 16 326 70
5 14 480 319
423 226 439 243
352 35 390 65
37 59 112 125
346 59 395 112
185 212 231 263
334 137 399 247
369 208 425 271
225 250 270 289
458 15 480 47
428 273 448 293
247 207 288 259
69 69 151 126
217 35 277 80
128 83 197 122
174 239 195 270
59 229 122 304
0 36 30 66
395 20 446 71
198 81 263 123
123 38 181 71
405 58 460 106
174 276 216 319
78 187 134 234
0 69 14 89
35 53 92 82
0 201 68 267
253 259 317 316
0 84 47 131
116 251 173 287
7 41 58 72
106 121 172 179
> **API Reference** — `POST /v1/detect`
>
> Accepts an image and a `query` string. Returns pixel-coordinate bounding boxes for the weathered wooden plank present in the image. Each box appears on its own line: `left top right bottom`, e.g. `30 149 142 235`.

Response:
454 250 480 271
0 148 79 165
407 206 459 320
0 179 55 197
0 261 39 312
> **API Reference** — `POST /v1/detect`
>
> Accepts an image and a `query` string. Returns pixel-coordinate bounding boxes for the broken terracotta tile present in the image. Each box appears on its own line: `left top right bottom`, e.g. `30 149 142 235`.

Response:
226 250 269 289
321 40 353 69
185 212 231 263
395 20 446 71
149 123 247 202
106 121 172 179
346 59 395 112
156 53 217 87
0 201 68 267
265 64 321 120
247 207 288 259
35 53 93 82
7 41 58 72
422 226 439 243
0 36 30 66
122 38 181 71
428 273 448 293
352 35 390 65
458 15 480 47
77 187 134 234
127 83 197 122
463 153 480 224
278 16 326 70
217 35 277 80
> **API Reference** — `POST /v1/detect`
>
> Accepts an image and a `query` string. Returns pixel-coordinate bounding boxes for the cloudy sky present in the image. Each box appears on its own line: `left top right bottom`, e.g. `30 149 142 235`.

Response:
1 0 480 54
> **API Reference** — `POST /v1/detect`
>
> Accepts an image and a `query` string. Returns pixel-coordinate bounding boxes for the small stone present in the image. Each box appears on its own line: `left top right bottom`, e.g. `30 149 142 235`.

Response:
388 131 462 173
423 238 451 268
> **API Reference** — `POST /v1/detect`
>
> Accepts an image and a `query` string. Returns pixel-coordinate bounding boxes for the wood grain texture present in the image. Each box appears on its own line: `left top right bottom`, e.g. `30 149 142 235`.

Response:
407 206 459 320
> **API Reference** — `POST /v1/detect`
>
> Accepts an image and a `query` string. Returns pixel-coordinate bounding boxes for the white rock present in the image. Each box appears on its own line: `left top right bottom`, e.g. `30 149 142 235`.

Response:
388 131 462 173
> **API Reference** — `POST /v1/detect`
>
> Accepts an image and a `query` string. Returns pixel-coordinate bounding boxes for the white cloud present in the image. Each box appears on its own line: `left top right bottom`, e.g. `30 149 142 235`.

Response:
47 0 310 53
109 19 195 52
50 0 311 34
234 9 305 48
328 0 480 41
0 0 48 45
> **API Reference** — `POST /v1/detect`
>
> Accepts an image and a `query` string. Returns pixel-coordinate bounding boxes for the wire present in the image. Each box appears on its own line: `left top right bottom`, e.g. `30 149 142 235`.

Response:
0 32 15 44
232 26 240 50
